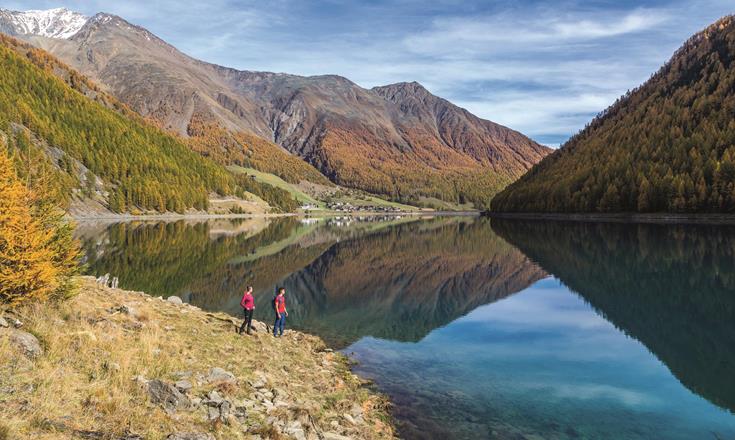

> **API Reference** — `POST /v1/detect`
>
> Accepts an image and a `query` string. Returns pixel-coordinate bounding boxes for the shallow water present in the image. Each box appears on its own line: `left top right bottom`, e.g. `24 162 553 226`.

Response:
78 216 735 439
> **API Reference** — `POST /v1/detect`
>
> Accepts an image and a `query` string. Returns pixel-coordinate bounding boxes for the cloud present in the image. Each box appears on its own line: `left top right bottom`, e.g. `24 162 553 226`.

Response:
7 0 735 145
404 8 670 53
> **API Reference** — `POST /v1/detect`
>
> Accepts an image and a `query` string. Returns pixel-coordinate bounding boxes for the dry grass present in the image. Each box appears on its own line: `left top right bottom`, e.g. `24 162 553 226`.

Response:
0 277 395 439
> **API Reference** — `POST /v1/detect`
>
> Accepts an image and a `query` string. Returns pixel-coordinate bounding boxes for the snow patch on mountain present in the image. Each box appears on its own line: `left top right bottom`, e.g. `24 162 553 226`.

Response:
0 7 88 39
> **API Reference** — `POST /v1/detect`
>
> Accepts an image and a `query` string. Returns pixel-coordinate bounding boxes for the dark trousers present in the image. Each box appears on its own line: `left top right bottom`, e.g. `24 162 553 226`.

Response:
239 308 254 334
274 313 286 336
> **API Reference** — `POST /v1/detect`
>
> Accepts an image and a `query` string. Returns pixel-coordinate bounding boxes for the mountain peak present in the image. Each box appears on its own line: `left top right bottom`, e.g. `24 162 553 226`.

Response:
372 81 434 104
0 7 88 39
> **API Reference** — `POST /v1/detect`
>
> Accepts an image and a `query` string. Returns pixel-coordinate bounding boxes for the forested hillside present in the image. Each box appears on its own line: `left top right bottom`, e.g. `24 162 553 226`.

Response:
0 35 299 213
186 116 331 186
492 16 735 213
13 12 549 210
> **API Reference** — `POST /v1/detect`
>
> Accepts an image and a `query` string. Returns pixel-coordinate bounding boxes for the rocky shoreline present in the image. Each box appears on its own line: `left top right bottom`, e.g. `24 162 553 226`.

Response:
0 277 395 439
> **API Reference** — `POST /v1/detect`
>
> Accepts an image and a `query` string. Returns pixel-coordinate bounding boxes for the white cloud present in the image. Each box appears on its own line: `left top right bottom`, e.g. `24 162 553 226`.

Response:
7 1 735 145
403 9 670 55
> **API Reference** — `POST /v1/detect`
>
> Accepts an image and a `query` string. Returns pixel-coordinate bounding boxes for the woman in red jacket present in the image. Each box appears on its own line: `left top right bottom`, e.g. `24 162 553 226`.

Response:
238 286 255 334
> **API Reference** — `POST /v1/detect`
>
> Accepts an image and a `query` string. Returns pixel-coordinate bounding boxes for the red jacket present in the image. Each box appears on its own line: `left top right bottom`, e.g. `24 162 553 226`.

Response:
240 292 255 310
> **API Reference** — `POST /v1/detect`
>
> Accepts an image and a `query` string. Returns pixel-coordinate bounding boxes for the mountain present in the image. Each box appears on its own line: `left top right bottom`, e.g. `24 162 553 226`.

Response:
492 15 735 213
0 34 299 214
0 7 86 39
0 8 550 209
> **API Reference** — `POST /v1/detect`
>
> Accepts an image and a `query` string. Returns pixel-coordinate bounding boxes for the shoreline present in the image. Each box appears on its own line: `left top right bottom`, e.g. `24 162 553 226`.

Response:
0 277 396 439
485 212 735 225
71 209 480 223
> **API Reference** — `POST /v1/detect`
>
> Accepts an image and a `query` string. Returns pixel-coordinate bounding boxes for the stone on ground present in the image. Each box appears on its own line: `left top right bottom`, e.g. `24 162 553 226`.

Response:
4 329 43 358
167 296 183 305
147 379 190 413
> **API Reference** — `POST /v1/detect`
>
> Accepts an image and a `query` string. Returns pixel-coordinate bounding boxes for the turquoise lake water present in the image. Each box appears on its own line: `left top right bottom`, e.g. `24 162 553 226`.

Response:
78 216 735 439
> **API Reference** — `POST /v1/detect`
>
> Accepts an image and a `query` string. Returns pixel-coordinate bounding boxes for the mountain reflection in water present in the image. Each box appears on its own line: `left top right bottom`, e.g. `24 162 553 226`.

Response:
79 216 545 347
491 218 735 414
78 216 735 439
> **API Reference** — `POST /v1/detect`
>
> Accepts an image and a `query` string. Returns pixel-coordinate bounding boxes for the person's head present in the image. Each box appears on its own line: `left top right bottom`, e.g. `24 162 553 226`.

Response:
278 287 286 296
246 285 253 293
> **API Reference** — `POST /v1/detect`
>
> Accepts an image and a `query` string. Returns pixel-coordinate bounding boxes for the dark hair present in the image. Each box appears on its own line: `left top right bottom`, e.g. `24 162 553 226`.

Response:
246 285 253 291
278 287 286 294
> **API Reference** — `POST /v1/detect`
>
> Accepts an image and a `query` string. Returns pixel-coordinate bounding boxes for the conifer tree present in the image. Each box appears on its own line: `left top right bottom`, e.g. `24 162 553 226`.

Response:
0 144 79 305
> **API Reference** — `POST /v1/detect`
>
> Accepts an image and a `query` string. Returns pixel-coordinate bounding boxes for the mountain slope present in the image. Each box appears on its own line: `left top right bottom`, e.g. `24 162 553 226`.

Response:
492 15 735 213
0 34 300 214
2 8 550 208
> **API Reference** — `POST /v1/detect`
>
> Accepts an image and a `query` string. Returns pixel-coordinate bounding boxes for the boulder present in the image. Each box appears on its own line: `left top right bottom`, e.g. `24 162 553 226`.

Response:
174 380 193 394
166 296 183 305
147 379 190 413
206 367 236 385
165 434 215 440
0 316 8 328
5 329 43 358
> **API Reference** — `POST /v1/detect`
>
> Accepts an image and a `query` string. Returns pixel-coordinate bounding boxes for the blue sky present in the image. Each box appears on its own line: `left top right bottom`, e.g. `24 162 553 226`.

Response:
7 0 735 146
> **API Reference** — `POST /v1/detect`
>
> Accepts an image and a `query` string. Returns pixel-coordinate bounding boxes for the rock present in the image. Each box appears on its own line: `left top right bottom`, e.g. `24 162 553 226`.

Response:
284 421 306 440
250 378 267 389
166 433 215 440
207 406 220 422
190 397 202 407
166 296 183 305
12 318 22 328
206 390 224 405
174 380 192 394
233 405 247 423
342 414 356 425
107 362 121 372
350 403 363 418
5 329 43 358
206 367 236 384
119 304 138 317
203 390 232 423
147 379 190 413
0 316 8 328
323 433 351 440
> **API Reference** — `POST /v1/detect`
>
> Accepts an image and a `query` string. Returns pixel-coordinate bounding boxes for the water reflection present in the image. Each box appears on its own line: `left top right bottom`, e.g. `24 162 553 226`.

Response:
79 216 545 347
77 216 735 439
491 219 735 415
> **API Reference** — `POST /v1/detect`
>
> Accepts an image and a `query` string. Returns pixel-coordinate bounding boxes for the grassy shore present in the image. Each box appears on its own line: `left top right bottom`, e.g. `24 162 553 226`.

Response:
0 278 394 440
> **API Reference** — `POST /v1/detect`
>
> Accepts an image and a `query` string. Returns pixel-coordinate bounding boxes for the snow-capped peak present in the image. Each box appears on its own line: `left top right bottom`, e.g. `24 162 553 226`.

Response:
0 7 89 39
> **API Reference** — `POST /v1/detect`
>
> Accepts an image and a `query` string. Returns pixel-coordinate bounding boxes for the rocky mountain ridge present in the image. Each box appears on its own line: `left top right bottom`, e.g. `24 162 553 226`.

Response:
1 7 551 208
0 7 87 39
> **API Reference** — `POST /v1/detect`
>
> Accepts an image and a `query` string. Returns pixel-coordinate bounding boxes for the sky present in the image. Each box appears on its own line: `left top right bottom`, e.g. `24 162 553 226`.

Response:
6 0 735 146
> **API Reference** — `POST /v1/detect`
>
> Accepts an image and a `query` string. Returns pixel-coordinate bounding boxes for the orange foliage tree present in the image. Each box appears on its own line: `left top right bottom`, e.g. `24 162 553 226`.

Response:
0 143 79 305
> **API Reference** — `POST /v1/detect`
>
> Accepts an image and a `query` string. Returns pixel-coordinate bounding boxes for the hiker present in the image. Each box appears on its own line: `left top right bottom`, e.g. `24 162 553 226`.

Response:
273 287 288 337
239 286 255 334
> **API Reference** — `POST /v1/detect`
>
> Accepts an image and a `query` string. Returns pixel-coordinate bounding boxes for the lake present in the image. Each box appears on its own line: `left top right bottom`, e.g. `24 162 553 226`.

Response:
76 216 735 439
